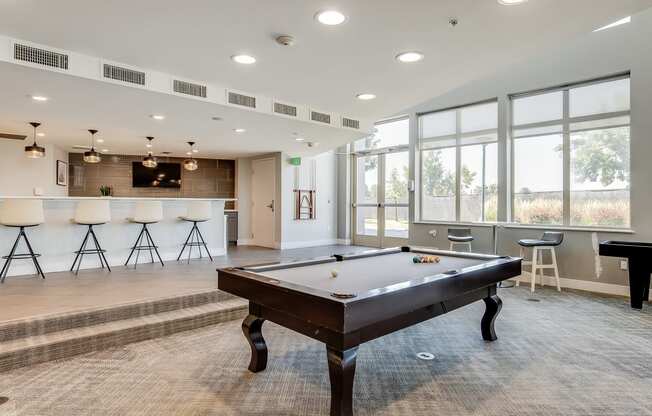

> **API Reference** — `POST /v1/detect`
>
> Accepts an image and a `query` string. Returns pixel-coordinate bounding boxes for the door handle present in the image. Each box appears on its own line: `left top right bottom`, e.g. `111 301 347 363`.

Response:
266 200 275 212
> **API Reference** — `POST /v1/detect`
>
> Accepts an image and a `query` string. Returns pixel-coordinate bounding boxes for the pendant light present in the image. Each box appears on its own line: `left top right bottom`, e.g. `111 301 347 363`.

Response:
83 129 101 163
183 141 198 171
142 136 158 168
25 122 46 158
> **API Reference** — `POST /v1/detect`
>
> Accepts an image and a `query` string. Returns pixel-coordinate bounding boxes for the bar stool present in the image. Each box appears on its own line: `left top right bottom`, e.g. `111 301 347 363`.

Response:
177 200 213 263
70 200 111 274
0 199 45 283
448 228 474 251
516 231 563 293
125 201 164 268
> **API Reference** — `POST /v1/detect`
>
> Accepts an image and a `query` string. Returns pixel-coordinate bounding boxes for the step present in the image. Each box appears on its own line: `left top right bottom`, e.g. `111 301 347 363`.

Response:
0 289 235 343
0 298 247 373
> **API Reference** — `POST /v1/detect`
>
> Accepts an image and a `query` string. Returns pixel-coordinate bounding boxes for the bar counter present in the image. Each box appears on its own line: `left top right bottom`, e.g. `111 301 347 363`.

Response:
0 196 235 277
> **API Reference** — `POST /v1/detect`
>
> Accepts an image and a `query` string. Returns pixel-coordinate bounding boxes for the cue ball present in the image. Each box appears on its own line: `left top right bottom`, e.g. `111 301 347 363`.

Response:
330 270 338 278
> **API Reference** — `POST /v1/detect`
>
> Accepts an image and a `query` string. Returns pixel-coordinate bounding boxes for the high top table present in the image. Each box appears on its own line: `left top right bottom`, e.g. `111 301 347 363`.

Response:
599 240 652 309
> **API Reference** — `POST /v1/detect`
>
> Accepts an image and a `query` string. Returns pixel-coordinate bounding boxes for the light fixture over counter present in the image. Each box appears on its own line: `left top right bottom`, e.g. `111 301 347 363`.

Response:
83 129 101 163
142 136 158 168
183 141 198 171
25 122 45 159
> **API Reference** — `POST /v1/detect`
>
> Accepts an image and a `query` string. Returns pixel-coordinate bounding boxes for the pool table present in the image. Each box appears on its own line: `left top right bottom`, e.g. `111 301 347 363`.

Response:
217 247 522 416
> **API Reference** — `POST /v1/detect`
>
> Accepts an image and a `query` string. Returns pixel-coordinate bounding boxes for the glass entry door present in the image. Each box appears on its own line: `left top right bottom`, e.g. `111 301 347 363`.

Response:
353 151 409 247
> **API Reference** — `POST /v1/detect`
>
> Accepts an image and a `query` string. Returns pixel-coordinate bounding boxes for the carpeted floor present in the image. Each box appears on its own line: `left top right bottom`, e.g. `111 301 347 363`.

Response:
1 287 651 416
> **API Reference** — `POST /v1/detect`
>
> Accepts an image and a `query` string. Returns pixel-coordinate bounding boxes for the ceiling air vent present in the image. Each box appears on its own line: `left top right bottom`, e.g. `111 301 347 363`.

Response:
228 91 256 108
311 111 331 124
103 64 146 85
173 80 207 98
342 117 360 129
14 43 69 70
274 102 297 117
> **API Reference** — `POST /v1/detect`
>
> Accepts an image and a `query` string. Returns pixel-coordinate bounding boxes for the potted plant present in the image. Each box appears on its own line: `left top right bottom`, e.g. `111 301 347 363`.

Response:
99 185 112 197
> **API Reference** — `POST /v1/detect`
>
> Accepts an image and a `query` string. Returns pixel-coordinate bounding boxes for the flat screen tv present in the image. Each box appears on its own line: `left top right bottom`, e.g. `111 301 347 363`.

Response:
132 162 181 188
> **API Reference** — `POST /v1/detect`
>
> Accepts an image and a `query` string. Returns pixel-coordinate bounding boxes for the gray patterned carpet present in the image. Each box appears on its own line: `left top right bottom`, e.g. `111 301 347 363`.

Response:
1 287 651 416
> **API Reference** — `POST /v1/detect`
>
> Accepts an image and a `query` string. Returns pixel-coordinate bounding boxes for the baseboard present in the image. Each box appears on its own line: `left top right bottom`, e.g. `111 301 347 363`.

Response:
512 273 646 299
236 239 254 246
280 239 339 250
336 239 352 245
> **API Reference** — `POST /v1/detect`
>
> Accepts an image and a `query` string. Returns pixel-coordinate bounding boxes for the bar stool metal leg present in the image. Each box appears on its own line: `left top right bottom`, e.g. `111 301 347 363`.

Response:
19 227 45 279
177 221 213 263
1 226 45 282
143 225 164 266
89 226 111 271
0 229 22 283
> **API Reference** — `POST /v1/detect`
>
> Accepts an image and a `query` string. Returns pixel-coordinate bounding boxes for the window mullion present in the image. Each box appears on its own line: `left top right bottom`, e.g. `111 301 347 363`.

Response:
455 109 462 222
562 89 571 226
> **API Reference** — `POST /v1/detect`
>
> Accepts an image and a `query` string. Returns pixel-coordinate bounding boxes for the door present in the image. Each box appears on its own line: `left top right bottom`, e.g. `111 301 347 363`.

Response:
251 158 276 248
353 151 409 247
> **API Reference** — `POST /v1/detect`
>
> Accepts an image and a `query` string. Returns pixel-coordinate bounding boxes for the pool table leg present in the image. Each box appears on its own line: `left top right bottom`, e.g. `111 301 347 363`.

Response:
327 345 358 416
481 293 502 341
242 313 267 372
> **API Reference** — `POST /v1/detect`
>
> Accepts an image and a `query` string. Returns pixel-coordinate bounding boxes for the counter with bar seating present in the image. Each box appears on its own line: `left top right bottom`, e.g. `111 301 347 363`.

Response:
0 196 235 280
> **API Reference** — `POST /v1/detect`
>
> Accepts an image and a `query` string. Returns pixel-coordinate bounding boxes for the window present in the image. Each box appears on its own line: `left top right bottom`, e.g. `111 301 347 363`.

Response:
419 101 498 222
511 76 630 227
354 117 409 152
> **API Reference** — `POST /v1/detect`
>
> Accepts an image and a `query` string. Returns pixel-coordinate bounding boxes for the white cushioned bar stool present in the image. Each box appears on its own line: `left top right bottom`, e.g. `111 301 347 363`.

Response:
516 231 563 293
125 201 164 268
70 200 111 274
177 200 213 263
0 199 45 283
448 228 474 251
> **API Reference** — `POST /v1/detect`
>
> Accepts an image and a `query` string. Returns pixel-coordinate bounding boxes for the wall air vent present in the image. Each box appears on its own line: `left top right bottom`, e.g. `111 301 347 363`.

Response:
103 64 146 85
173 80 207 98
274 102 298 117
311 111 331 124
342 117 360 129
14 43 69 70
228 91 256 108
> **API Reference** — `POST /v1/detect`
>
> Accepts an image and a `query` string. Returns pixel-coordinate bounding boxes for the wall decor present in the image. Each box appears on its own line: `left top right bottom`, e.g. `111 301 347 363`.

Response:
56 160 68 186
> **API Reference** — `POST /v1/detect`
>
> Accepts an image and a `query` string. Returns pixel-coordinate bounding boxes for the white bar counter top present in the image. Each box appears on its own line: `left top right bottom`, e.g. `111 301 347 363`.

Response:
0 196 236 278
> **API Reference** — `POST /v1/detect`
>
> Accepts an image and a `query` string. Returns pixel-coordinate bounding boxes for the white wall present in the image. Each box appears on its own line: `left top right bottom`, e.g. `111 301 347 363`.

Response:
280 151 338 249
0 140 68 196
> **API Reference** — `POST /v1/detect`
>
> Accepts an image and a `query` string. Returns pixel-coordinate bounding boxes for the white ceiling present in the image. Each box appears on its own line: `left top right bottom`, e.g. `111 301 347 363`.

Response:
0 62 362 158
0 0 651 157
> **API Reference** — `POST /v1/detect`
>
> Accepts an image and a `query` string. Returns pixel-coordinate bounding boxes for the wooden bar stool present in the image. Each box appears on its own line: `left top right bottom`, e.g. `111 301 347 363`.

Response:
448 228 474 252
125 201 164 268
516 231 564 293
70 200 111 274
0 199 45 283
177 200 213 263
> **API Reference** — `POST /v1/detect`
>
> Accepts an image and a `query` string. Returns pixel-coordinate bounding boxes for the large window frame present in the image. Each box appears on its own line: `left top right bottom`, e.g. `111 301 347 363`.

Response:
509 73 631 228
418 99 499 223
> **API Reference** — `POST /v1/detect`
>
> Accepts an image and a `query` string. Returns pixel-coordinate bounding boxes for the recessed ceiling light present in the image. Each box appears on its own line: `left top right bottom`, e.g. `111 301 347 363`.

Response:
36 132 45 137
192 149 199 153
150 114 165 120
593 16 631 32
396 51 424 63
146 143 153 148
234 128 246 133
497 0 527 4
31 95 49 102
96 138 104 143
231 54 256 64
315 10 347 25
356 93 376 100
101 149 109 153
211 116 222 121
295 137 305 142
186 151 192 156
